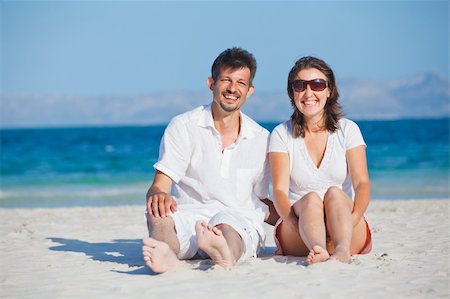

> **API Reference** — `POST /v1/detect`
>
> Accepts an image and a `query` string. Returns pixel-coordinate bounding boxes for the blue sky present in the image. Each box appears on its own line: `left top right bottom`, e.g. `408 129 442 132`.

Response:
2 0 449 97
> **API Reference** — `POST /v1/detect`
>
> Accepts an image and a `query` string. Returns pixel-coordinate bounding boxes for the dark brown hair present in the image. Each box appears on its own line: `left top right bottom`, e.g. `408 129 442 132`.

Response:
211 47 257 84
287 56 342 138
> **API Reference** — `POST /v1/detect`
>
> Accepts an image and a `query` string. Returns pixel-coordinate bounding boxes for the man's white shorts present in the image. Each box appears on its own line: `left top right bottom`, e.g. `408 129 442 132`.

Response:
170 206 260 262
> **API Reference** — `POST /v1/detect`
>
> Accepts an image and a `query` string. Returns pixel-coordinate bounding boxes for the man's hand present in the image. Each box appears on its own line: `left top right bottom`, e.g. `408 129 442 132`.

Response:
146 192 177 218
146 170 176 218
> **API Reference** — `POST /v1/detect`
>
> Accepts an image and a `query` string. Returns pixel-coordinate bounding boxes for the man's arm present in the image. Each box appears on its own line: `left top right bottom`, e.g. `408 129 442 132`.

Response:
146 170 177 218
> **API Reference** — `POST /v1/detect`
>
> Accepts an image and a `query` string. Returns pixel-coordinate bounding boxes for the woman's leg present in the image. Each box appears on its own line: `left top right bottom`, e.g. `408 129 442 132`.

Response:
350 217 369 255
323 186 367 263
294 192 330 264
274 218 309 257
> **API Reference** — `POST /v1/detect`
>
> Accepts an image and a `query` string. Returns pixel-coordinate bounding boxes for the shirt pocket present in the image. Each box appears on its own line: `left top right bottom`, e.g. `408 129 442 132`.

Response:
236 169 258 202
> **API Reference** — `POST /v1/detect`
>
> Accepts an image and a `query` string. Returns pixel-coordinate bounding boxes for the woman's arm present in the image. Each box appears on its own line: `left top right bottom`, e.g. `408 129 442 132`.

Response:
346 145 371 226
269 152 293 221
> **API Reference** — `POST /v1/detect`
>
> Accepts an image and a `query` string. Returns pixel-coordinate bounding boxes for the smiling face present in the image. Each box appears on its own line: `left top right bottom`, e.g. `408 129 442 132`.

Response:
292 68 330 121
208 67 254 114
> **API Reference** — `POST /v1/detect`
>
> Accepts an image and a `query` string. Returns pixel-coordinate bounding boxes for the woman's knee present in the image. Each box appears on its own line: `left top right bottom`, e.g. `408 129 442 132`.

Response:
324 186 343 198
323 187 352 209
324 187 346 202
295 192 322 211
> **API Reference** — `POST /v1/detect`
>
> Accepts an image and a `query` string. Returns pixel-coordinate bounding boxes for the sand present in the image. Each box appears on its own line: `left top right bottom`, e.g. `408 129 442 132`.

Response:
1 199 449 299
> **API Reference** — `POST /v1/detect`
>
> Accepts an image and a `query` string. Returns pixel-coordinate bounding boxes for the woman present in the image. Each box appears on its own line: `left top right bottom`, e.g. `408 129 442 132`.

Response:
269 56 372 264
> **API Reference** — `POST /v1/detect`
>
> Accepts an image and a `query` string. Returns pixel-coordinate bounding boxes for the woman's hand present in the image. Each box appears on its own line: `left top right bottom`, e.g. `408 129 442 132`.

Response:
351 211 363 227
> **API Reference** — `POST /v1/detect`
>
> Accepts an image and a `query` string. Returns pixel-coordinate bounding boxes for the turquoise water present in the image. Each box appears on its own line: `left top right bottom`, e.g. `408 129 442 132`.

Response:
1 118 449 208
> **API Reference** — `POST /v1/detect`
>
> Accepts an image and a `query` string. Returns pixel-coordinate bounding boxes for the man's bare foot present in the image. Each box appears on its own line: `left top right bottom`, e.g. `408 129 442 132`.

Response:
330 245 351 263
195 221 236 270
142 237 188 273
306 245 330 265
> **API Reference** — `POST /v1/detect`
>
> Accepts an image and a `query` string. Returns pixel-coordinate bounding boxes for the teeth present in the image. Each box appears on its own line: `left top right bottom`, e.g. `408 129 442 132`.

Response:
224 94 238 100
303 100 316 106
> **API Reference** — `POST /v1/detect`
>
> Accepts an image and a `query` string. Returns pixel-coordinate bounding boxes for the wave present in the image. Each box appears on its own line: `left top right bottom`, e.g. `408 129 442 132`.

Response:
0 182 149 208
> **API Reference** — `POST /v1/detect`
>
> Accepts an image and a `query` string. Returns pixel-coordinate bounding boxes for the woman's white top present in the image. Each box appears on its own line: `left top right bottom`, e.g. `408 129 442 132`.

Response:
269 118 366 202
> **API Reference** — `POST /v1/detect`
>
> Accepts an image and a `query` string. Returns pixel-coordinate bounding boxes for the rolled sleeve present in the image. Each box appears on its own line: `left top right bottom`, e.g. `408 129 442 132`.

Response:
154 116 191 183
343 119 366 150
269 122 290 153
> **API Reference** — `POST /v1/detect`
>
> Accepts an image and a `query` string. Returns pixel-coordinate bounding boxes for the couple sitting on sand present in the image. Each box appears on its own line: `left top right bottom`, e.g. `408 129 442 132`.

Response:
142 47 372 273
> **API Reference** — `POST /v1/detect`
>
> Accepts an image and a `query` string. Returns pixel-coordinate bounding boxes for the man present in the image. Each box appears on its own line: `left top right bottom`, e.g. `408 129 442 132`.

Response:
142 47 277 273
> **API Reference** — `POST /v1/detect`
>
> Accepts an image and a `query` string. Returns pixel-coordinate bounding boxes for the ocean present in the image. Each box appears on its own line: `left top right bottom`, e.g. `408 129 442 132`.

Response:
1 118 449 208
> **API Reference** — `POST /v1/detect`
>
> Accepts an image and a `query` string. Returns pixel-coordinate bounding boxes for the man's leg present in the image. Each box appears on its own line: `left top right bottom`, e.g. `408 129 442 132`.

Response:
142 214 187 273
195 221 242 269
147 214 180 253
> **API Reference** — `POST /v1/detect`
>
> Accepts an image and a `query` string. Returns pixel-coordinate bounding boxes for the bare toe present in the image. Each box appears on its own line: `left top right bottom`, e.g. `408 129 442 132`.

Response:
307 245 330 265
196 223 235 269
142 237 187 273
330 246 350 263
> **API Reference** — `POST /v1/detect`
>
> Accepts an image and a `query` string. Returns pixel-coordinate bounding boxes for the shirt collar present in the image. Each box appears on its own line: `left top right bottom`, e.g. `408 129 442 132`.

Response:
197 104 215 129
197 103 256 140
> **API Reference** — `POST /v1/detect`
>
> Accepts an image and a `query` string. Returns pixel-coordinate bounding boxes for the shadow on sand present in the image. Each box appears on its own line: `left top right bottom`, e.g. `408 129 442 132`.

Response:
48 237 157 275
48 238 305 274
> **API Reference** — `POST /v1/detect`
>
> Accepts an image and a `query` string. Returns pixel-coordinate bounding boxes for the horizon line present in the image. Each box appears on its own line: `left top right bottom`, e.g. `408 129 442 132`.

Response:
1 116 449 131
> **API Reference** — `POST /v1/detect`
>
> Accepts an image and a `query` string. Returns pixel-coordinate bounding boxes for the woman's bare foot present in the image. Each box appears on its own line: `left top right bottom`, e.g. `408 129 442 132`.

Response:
306 245 330 265
195 221 235 270
330 245 351 263
142 237 188 273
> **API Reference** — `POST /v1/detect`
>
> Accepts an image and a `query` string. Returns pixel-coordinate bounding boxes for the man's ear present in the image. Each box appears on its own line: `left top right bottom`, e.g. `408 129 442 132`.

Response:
247 84 255 97
207 77 215 91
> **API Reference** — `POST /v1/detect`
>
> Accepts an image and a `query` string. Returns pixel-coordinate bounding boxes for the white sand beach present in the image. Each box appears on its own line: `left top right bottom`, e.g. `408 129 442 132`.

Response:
1 199 449 299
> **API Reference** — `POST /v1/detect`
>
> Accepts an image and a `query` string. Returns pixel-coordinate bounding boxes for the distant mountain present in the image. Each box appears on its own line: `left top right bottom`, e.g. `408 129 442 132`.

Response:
242 72 449 121
338 72 449 120
1 72 448 128
0 91 211 128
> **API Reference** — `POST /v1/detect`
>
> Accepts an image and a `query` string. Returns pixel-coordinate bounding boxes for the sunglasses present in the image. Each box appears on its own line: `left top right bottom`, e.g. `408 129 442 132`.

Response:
292 79 328 92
